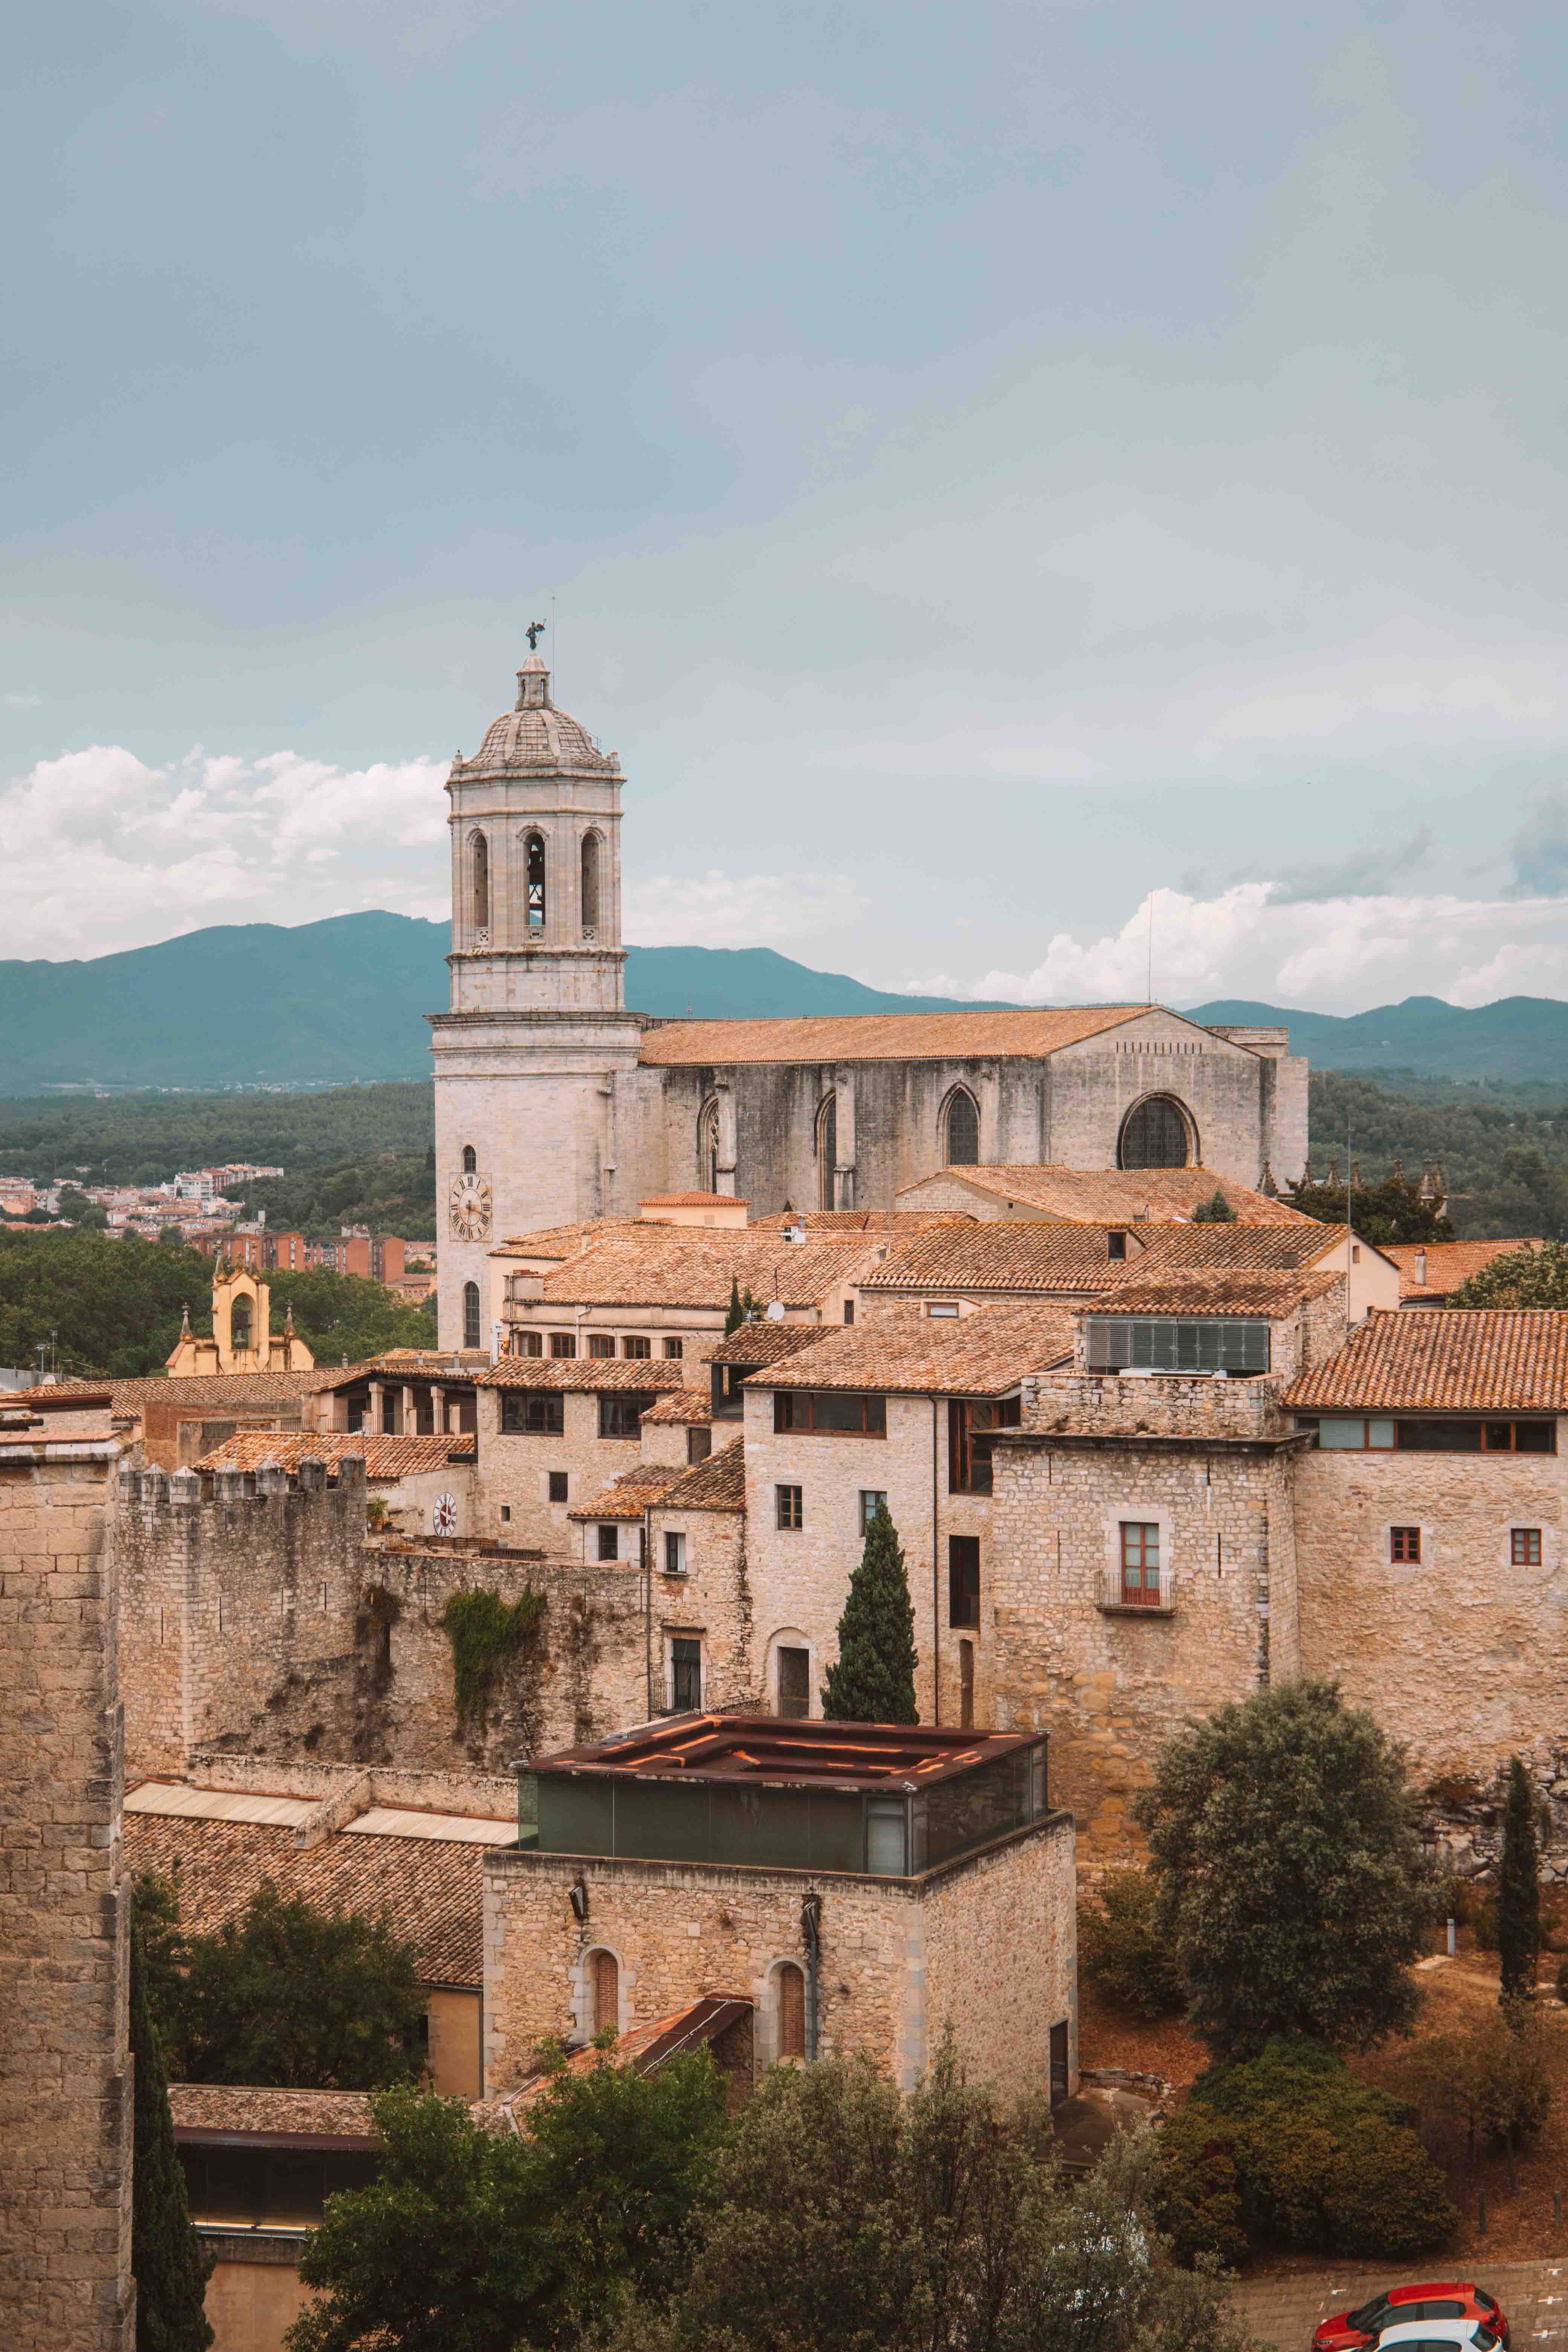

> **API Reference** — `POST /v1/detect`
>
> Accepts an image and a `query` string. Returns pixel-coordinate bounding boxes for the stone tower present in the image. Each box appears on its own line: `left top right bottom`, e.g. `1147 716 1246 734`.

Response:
429 651 657 1351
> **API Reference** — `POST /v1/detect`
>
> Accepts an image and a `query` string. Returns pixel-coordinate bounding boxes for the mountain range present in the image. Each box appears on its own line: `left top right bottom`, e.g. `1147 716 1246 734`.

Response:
3 911 1566 1094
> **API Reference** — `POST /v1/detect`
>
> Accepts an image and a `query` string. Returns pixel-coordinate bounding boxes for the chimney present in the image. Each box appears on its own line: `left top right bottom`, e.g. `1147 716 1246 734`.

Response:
1414 1248 1427 1287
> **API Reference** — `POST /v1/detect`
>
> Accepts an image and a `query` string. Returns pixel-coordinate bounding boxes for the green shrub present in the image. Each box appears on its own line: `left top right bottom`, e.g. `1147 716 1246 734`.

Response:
1156 2041 1456 2265
1080 1868 1185 2019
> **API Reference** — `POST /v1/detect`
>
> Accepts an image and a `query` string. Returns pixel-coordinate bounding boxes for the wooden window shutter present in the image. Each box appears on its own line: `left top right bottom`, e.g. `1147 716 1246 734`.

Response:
778 1963 805 2059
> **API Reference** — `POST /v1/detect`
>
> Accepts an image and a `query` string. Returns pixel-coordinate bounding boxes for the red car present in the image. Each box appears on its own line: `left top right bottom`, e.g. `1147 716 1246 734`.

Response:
1313 2284 1510 2352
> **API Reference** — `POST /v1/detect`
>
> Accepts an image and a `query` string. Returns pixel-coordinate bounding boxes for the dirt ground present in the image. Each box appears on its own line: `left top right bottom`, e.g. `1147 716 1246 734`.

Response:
1076 1906 1568 2265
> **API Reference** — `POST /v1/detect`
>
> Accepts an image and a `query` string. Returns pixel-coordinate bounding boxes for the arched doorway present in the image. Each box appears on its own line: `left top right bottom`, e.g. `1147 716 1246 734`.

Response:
1118 1095 1194 1170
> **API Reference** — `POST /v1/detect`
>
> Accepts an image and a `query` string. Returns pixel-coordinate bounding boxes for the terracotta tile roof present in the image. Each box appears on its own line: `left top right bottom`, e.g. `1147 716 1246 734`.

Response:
1087 1269 1341 1317
122 1811 488 1988
533 1233 868 1310
638 1007 1150 1066
750 1208 974 1234
169 2084 377 2144
1284 1308 1568 1412
861 1223 1132 1297
195 1431 474 1477
639 1390 712 1425
640 1191 750 1207
492 1997 753 2120
307 1351 488 1395
897 1165 1311 1226
493 1218 647 1258
656 1436 746 1512
709 1323 834 1365
0 1372 320 1410
1125 1223 1373 1275
744 1302 1075 1396
478 1358 690 1393
1384 1240 1545 1303
568 1465 680 1522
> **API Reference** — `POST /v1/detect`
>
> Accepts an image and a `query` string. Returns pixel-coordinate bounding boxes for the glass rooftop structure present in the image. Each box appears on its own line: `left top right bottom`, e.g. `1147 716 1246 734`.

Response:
515 1717 1053 1881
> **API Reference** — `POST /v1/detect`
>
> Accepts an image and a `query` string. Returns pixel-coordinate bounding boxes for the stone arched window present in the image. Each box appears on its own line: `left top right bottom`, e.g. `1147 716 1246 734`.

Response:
470 831 490 935
1118 1094 1194 1170
589 1947 619 2035
775 1960 806 2060
698 1098 721 1195
580 831 600 937
944 1087 979 1167
462 1281 481 1350
525 832 546 934
816 1093 837 1211
230 1295 253 1352
462 1144 478 1174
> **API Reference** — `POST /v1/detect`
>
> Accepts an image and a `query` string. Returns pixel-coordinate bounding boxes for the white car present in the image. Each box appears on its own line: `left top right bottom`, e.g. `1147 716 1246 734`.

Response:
1373 2322 1503 2352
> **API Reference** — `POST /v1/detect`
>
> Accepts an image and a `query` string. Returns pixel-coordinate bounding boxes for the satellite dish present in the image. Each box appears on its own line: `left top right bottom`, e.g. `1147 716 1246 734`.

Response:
766 1300 786 1321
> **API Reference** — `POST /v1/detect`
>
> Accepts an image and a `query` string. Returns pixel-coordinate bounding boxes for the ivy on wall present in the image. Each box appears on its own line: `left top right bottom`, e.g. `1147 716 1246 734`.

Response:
441 1587 545 1736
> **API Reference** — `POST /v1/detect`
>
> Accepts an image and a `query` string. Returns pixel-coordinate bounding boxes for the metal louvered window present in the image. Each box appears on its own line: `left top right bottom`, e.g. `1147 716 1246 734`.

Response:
1086 1317 1269 1374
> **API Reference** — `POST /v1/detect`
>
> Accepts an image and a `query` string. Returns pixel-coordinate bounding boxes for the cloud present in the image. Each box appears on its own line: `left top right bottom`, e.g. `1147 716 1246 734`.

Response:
906 879 1568 1015
0 742 449 959
625 868 869 951
1508 793 1568 899
1269 825 1435 904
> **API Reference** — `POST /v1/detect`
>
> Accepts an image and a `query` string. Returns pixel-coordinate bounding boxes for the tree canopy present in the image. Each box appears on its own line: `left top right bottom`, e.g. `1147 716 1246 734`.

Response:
820 1501 918 1724
288 2049 731 2352
1134 1678 1430 2058
1498 1756 1541 2005
130 1914 214 2352
1451 1239 1568 1308
137 1876 426 2092
0 1227 433 1377
1285 1167 1452 1246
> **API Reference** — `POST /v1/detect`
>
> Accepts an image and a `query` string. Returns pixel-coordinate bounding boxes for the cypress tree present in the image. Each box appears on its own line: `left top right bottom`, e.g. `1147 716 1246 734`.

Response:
130 1921 214 2352
821 1502 918 1724
724 1276 743 1337
1498 1755 1541 2008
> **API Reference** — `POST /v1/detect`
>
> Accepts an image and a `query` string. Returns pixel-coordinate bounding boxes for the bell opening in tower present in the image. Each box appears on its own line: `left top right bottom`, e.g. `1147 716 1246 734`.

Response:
526 833 546 934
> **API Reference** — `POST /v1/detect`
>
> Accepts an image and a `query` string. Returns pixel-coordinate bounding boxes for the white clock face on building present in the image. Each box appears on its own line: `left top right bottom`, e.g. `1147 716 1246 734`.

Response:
448 1171 493 1241
431 1493 458 1536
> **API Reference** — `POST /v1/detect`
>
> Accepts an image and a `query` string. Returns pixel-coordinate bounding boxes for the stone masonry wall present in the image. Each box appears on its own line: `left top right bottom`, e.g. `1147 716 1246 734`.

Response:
482 1819 1075 2100
1295 1443 1568 1782
115 1459 366 1779
922 1815 1077 2100
988 1426 1302 1857
0 1439 134 2351
643 1502 755 1713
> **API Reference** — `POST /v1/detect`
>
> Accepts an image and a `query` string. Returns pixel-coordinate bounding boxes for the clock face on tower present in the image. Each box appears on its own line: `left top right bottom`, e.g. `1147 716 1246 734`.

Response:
448 1170 493 1242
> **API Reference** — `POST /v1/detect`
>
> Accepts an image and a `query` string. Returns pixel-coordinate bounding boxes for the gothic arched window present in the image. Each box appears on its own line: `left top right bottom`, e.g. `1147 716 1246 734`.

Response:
699 1098 721 1195
1118 1095 1194 1170
775 1960 806 2060
580 831 600 936
471 832 490 934
816 1094 838 1211
525 833 546 933
462 1144 477 1174
944 1088 979 1167
462 1281 481 1350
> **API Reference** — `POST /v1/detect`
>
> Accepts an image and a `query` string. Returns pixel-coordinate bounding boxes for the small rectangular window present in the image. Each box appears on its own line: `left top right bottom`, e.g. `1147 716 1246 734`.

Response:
599 1394 651 1439
776 1484 803 1531
623 1335 651 1359
1107 1232 1127 1261
550 1332 577 1359
927 1301 960 1318
775 1391 887 1435
587 1334 616 1358
686 1427 712 1467
865 1799 908 1877
1517 1421 1557 1453
502 1392 564 1434
1119 1522 1161 1606
663 1337 684 1358
664 1531 687 1577
520 1331 544 1357
1512 1527 1542 1566
499 1505 511 1524
843 1298 855 1325
859 1489 888 1535
597 1524 619 1562
949 1534 981 1628
1390 1525 1421 1563
548 1470 568 1503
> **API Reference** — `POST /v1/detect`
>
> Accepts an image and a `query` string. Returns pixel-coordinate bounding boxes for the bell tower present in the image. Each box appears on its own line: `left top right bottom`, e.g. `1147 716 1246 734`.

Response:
429 646 656 1351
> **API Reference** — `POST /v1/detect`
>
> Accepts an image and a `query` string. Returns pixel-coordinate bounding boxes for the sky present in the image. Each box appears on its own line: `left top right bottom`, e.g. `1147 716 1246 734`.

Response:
7 0 1568 1013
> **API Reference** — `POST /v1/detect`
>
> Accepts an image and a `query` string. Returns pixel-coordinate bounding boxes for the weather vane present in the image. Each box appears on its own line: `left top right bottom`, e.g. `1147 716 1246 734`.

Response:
526 619 547 651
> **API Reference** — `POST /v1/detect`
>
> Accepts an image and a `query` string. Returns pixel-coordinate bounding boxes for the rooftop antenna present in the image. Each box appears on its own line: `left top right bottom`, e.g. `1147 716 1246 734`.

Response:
1345 1119 1353 1336
1146 891 1155 1007
551 591 557 695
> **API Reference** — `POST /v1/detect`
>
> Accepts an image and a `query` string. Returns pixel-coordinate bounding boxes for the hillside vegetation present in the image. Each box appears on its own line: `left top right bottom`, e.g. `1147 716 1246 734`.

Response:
1308 1072 1568 1239
0 1229 435 1380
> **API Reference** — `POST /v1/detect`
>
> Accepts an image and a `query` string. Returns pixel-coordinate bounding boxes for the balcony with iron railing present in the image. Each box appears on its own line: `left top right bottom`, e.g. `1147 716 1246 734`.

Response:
1095 1563 1177 1617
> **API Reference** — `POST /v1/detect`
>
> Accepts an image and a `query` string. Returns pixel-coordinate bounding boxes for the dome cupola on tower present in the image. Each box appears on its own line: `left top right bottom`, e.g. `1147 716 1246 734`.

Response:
456 653 621 779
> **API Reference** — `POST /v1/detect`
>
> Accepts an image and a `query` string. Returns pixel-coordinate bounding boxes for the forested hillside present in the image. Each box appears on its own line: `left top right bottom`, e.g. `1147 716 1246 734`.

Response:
1308 1073 1568 1239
